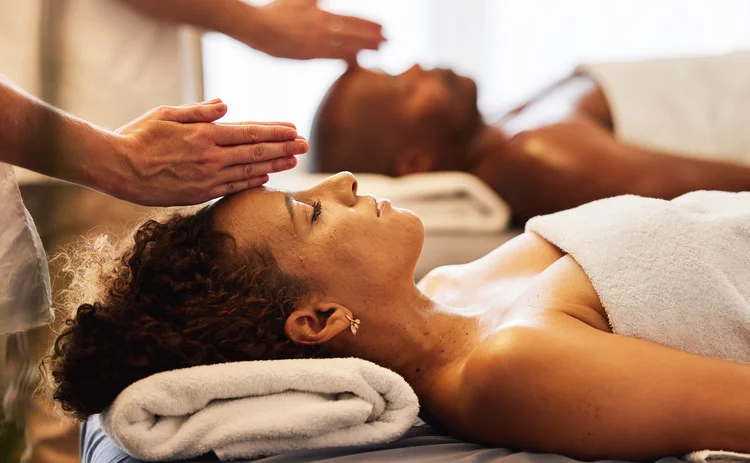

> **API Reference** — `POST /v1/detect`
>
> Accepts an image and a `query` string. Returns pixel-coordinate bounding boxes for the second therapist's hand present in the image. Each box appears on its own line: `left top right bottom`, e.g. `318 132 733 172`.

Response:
249 0 385 61
102 99 307 206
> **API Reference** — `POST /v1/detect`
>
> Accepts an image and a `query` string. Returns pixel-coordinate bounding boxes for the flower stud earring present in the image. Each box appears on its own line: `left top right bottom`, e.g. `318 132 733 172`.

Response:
345 314 361 335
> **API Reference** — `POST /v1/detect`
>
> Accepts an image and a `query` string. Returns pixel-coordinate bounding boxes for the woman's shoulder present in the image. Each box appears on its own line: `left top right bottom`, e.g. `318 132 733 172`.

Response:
436 321 591 443
458 292 615 407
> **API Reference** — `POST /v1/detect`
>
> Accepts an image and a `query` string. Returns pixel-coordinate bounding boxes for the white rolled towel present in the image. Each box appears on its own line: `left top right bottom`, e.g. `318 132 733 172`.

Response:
101 358 419 461
686 450 750 463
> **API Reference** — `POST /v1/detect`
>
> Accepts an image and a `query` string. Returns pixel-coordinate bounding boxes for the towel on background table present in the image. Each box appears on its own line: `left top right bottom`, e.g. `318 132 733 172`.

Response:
101 358 419 462
526 190 750 461
686 450 750 463
270 171 511 233
578 51 750 165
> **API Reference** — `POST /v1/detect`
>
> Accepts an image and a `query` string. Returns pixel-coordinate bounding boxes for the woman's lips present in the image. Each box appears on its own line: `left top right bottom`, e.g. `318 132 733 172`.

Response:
368 195 391 217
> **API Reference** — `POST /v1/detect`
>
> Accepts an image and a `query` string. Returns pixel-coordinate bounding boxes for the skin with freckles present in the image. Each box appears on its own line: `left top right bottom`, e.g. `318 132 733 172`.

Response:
211 172 433 366
208 172 750 461
211 171 423 307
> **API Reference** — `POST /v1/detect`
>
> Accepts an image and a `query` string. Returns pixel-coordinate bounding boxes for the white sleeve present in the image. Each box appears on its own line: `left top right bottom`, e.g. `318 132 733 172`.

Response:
578 51 750 164
0 163 53 335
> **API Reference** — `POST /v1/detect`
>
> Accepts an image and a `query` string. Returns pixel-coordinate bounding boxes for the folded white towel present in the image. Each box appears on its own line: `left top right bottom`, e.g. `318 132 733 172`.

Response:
578 51 750 165
101 358 419 461
270 171 511 233
686 450 750 463
526 190 750 460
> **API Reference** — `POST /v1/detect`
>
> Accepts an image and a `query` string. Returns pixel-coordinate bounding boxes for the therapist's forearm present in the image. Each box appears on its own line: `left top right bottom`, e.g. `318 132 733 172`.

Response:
0 77 117 189
119 0 260 44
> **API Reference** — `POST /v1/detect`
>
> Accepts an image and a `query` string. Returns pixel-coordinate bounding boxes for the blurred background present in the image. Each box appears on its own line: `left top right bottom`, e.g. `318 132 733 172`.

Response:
204 0 750 176
2 1 750 462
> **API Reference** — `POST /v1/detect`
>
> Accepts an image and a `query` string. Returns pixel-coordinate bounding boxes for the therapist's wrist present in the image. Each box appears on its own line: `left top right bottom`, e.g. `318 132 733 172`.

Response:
215 2 267 50
74 127 131 200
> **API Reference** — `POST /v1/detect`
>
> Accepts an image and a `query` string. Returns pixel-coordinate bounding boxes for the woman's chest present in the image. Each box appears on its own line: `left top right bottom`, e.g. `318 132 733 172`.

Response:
418 233 610 332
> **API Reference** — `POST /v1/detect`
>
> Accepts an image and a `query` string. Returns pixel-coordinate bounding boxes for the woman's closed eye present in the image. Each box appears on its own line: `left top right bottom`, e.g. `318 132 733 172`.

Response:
311 200 322 223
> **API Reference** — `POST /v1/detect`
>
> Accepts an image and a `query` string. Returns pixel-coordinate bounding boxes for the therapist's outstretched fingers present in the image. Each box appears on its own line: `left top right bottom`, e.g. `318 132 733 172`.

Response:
220 156 298 185
154 101 228 124
219 139 308 168
210 175 271 198
216 121 297 130
213 124 300 148
179 98 223 107
332 13 385 49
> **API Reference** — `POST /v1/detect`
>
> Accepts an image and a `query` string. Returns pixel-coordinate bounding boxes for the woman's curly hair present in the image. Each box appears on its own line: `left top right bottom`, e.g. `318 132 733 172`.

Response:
44 207 325 420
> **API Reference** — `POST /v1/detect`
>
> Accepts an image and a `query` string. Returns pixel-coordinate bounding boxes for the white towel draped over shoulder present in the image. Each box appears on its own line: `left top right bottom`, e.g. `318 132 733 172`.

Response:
526 190 750 364
101 358 419 461
527 191 750 461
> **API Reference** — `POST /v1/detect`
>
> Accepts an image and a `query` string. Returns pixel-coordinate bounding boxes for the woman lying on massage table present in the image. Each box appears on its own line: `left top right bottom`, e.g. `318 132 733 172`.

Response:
47 172 750 461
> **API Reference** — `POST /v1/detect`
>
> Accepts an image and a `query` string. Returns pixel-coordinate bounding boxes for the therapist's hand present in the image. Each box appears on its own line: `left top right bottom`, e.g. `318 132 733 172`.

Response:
250 0 385 61
101 99 307 206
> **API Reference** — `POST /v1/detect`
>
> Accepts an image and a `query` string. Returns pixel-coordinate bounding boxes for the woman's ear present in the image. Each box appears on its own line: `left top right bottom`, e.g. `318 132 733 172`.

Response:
284 301 353 345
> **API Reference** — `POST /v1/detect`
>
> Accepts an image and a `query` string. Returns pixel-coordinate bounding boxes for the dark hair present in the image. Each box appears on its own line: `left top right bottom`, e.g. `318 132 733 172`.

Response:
45 209 324 420
309 71 399 175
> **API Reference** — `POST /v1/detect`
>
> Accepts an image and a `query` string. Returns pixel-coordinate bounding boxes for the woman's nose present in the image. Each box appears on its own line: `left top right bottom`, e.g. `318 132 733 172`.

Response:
328 171 358 205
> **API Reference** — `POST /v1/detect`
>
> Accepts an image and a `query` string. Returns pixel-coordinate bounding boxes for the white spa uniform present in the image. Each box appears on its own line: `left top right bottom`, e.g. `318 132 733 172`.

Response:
0 163 52 335
0 163 52 426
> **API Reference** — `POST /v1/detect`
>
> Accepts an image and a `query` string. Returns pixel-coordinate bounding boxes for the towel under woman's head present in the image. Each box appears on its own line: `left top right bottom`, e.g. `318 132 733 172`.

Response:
101 357 419 461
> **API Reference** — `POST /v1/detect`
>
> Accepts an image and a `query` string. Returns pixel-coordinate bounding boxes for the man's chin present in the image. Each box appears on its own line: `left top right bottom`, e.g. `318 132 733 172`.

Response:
464 77 479 104
450 76 478 109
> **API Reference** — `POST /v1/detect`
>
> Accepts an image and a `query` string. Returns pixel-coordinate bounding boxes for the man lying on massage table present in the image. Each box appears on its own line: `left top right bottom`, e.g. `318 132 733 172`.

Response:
309 51 750 221
47 172 750 461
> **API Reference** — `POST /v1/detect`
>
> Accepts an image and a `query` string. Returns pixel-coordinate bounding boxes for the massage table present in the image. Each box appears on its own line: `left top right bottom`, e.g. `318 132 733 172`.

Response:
81 414 687 463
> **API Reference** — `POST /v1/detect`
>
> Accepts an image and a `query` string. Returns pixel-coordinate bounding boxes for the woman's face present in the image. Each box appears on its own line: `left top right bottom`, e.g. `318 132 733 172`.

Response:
211 172 424 308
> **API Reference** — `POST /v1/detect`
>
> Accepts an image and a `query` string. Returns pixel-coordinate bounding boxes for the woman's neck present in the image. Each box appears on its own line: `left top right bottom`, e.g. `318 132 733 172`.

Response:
333 288 484 396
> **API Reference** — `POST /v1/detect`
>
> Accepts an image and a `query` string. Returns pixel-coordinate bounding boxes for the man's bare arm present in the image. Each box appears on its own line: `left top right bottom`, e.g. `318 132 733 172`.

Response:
484 119 750 219
485 77 750 218
629 140 750 199
118 0 385 61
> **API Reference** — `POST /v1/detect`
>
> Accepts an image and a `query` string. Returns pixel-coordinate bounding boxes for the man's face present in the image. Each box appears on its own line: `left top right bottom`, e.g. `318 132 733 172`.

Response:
321 65 481 173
